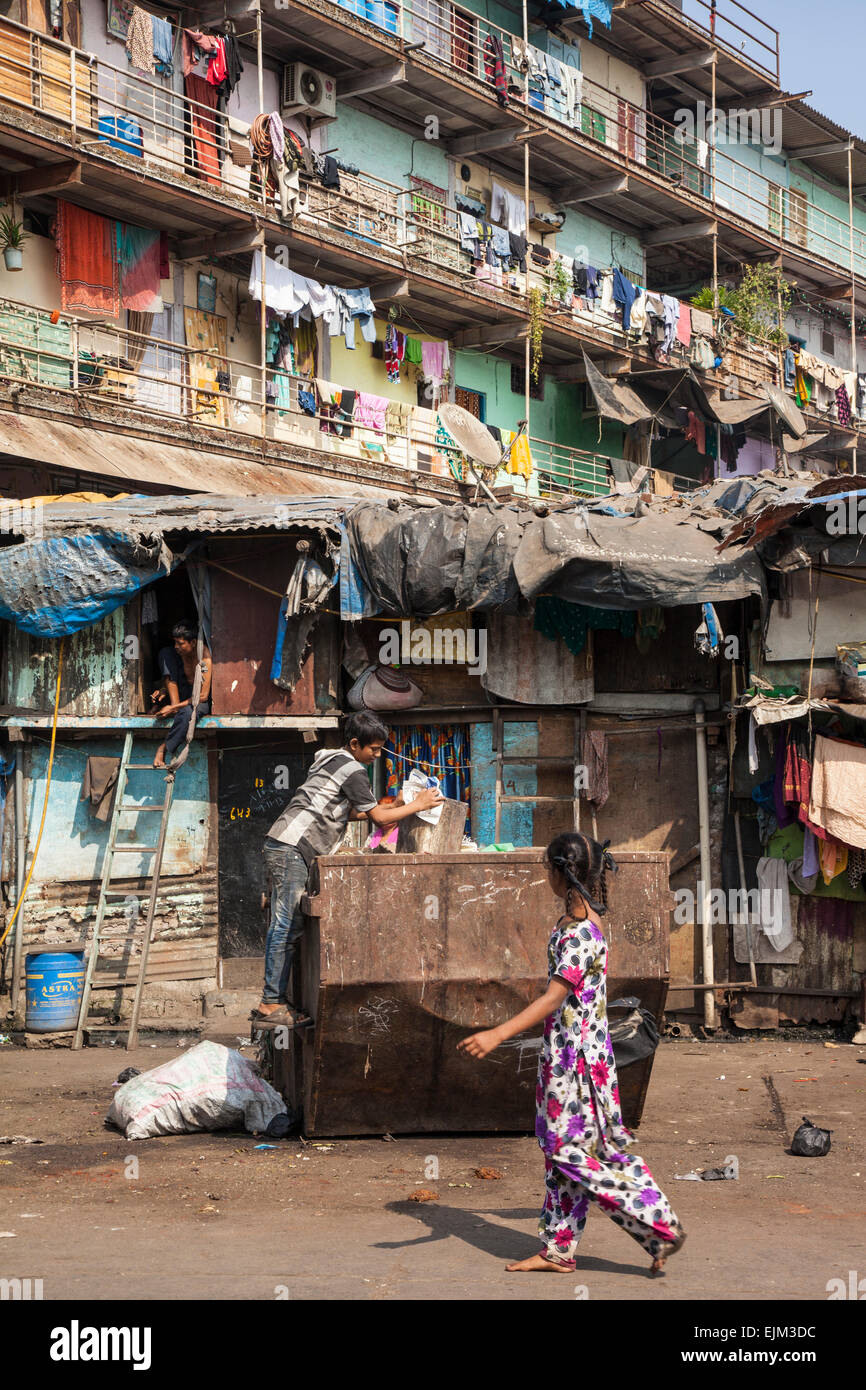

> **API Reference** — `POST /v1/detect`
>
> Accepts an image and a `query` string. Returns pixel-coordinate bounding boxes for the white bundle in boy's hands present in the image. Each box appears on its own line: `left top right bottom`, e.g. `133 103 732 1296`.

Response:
402 768 444 824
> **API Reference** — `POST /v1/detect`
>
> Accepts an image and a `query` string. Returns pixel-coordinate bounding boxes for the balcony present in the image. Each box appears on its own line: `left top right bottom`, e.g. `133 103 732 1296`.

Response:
0 10 863 310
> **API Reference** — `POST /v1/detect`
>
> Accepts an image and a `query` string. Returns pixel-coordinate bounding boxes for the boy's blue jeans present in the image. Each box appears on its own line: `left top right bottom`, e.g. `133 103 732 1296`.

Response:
262 838 309 1003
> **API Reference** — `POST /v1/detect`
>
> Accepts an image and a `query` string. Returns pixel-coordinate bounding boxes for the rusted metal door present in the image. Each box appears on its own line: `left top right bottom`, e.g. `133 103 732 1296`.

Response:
274 850 670 1135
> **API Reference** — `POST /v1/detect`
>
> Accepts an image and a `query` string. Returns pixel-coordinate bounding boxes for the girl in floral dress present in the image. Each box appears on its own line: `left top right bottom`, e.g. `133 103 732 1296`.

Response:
459 830 685 1276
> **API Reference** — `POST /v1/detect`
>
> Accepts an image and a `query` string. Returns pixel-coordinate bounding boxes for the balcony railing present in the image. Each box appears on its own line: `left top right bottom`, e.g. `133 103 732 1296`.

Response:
0 12 856 282
397 0 853 279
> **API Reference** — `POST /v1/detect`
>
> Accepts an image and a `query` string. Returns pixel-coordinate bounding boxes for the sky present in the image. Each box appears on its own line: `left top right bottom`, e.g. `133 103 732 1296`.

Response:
692 0 863 136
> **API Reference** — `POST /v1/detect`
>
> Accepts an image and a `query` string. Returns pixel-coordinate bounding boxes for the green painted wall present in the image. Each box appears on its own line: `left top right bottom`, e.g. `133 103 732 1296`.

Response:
453 349 625 465
333 102 450 189
558 208 643 282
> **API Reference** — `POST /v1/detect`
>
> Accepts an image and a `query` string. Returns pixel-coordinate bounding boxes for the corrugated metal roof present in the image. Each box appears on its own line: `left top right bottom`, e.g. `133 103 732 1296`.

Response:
0 410 412 504
34 493 385 535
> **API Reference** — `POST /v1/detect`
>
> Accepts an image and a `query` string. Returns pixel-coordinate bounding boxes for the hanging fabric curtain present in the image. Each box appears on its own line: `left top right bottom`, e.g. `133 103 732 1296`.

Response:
56 201 120 316
184 73 222 187
383 724 471 810
126 310 155 372
183 307 228 425
117 223 161 312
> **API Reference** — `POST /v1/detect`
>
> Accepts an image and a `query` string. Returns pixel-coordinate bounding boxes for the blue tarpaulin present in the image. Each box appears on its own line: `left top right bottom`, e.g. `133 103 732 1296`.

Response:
0 531 176 637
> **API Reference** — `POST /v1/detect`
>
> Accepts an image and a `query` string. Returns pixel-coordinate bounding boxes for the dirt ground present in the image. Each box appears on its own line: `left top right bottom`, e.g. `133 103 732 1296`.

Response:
0 1038 864 1302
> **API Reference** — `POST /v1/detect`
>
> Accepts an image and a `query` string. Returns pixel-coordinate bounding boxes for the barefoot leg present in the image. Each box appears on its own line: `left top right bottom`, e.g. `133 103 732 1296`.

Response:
153 743 167 768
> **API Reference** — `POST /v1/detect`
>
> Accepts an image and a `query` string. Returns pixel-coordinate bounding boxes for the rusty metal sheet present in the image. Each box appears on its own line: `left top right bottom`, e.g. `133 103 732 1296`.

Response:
273 850 671 1136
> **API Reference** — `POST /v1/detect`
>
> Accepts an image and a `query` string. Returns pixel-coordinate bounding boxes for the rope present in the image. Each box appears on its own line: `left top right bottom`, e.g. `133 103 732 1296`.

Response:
0 638 64 950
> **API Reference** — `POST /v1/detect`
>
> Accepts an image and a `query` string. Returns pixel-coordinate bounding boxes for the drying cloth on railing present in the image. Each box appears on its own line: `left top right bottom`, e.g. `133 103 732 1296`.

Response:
808 734 866 849
185 74 222 187
505 433 532 477
117 223 161 312
612 268 637 331
184 307 228 426
483 34 508 108
354 392 389 433
125 5 155 73
490 180 526 234
56 201 120 317
293 317 318 378
151 14 174 74
690 306 713 335
676 303 692 348
404 336 423 365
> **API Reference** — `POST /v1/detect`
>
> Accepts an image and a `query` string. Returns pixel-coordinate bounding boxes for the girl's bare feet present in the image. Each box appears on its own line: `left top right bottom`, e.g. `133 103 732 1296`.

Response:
506 1253 573 1273
153 743 167 769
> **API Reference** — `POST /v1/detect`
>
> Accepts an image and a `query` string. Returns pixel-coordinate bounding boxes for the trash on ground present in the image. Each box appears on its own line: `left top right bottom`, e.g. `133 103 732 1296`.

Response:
381 1133 395 1142
115 1067 141 1085
264 1111 297 1139
474 1166 503 1180
791 1116 832 1157
701 1156 739 1180
407 1189 439 1202
254 1144 277 1150
0 1136 44 1145
0 1232 17 1237
106 1040 287 1140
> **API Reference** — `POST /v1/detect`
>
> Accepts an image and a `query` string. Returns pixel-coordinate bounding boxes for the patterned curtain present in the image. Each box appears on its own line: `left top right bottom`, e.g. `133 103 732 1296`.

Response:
383 724 471 809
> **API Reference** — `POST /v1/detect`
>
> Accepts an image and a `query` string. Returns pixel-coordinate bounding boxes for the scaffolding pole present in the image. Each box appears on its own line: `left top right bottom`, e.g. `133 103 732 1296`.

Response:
849 145 858 473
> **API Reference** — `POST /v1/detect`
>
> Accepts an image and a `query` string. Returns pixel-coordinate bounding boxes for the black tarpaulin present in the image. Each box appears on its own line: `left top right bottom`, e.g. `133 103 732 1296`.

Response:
581 352 653 426
345 498 766 614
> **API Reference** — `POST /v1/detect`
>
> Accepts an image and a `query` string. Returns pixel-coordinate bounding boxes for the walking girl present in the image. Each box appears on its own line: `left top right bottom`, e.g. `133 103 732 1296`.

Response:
459 831 685 1276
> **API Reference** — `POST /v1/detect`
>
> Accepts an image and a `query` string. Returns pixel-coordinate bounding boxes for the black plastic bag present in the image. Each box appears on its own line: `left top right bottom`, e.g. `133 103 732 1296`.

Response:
115 1066 141 1085
609 997 660 1070
264 1110 298 1139
791 1116 832 1157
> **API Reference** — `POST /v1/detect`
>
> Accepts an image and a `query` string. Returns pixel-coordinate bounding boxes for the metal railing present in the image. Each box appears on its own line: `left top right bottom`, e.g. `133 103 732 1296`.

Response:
398 0 856 280
679 0 780 82
0 12 857 281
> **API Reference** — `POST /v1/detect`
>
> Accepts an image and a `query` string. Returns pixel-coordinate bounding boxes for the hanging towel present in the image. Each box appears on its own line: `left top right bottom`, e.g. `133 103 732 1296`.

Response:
808 734 866 848
581 730 609 808
676 303 692 348
755 857 794 952
506 433 532 477
56 201 119 316
404 336 423 364
81 757 121 823
354 392 389 432
611 268 637 330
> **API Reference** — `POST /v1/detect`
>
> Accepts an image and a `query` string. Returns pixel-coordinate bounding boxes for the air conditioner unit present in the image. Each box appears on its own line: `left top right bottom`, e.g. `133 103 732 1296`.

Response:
281 63 337 120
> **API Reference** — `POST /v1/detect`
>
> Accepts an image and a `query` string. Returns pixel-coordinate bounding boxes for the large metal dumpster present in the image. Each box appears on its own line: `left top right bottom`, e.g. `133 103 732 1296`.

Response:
270 850 671 1135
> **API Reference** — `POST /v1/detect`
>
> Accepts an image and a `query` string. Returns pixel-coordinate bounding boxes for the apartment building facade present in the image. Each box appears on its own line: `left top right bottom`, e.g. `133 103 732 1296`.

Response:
0 0 863 502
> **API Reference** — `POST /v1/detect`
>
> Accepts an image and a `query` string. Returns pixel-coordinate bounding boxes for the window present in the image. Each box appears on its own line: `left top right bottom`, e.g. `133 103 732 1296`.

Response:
822 327 836 358
511 362 543 400
455 386 485 421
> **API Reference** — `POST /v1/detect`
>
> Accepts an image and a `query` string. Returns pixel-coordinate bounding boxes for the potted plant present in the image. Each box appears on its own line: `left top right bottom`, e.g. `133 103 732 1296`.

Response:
0 214 28 271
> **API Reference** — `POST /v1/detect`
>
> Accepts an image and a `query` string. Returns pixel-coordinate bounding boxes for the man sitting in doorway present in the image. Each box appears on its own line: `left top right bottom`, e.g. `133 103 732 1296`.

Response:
253 711 443 1026
153 620 213 769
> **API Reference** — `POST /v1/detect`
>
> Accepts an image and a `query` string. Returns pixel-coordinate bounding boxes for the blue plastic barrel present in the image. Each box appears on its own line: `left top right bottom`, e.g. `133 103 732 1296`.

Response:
25 951 85 1033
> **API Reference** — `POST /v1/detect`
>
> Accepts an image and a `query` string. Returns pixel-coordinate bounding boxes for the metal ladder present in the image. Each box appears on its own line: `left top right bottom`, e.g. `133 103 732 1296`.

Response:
73 733 176 1051
492 708 598 840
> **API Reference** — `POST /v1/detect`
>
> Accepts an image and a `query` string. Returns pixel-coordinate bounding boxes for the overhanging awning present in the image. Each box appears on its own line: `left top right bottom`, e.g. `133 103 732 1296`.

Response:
0 410 400 500
582 353 808 439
